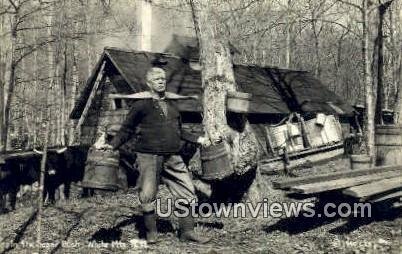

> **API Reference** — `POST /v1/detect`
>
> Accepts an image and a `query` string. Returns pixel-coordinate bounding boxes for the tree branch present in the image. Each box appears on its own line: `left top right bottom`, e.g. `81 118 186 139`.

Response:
7 0 18 10
336 0 363 12
14 39 56 65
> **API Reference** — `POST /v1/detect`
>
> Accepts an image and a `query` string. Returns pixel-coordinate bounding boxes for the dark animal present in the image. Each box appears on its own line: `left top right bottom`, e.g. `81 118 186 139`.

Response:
34 146 89 201
0 146 89 212
0 156 39 212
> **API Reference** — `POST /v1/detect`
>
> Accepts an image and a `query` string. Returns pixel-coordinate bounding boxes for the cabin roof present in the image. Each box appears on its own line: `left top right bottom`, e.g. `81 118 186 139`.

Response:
70 47 355 119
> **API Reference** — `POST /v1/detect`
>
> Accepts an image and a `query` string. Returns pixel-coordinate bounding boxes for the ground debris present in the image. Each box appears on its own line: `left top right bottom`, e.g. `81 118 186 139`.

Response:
0 158 401 253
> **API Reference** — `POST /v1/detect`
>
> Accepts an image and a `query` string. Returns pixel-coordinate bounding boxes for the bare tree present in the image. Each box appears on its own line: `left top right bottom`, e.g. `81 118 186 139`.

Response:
189 0 261 202
394 1 402 123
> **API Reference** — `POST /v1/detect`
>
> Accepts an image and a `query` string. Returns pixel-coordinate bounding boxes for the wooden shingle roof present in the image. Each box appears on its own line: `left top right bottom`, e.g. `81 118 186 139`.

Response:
70 47 355 119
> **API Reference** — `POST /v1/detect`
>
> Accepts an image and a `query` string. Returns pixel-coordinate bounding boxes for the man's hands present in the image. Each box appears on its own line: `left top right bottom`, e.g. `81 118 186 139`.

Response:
93 132 115 150
98 143 114 150
197 135 225 147
196 136 210 147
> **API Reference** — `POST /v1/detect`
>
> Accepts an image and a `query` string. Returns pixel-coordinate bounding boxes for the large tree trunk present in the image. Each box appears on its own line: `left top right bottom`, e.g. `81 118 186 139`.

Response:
189 0 261 203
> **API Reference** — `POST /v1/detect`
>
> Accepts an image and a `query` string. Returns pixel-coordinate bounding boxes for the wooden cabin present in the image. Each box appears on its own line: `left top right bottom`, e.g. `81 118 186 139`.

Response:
69 46 355 167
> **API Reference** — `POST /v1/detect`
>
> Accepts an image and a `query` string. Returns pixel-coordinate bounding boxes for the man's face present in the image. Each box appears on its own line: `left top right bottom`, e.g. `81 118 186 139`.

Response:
147 70 166 93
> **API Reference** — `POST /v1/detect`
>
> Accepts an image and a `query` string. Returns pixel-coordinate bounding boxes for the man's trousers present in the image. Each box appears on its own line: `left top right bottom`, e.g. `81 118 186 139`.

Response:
136 152 197 212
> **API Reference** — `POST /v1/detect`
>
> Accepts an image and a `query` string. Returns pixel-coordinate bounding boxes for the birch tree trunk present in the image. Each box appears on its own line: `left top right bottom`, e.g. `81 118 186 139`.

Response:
0 3 6 152
36 120 49 252
46 0 56 146
3 1 19 151
394 5 402 123
362 0 376 163
86 0 95 77
189 0 261 202
285 0 292 69
375 1 393 124
32 13 40 148
68 26 80 146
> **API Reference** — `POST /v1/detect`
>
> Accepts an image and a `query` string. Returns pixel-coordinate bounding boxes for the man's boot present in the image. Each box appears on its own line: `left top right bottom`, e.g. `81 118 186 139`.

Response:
143 211 158 244
179 216 211 243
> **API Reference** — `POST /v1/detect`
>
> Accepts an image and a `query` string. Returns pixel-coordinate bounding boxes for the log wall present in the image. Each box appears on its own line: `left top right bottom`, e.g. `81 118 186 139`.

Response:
80 77 129 146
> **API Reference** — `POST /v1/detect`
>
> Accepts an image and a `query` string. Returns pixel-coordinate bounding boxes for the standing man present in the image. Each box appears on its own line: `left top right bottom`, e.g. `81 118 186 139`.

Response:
109 67 210 244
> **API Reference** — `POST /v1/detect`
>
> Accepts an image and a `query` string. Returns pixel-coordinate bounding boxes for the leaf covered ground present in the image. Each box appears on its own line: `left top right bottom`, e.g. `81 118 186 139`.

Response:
0 158 401 254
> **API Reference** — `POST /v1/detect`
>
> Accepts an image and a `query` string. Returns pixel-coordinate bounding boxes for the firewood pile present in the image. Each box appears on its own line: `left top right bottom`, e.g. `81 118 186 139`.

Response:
273 164 402 209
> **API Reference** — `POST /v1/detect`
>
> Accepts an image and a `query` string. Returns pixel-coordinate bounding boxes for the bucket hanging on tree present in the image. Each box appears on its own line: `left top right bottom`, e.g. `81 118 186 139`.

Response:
200 142 233 180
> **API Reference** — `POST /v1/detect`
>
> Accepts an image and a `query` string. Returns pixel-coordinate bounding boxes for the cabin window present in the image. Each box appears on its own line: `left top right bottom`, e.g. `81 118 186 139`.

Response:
113 98 122 109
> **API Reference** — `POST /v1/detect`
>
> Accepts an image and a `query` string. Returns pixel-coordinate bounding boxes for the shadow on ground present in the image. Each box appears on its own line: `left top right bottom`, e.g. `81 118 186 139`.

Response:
329 204 402 235
263 192 402 235
90 214 175 242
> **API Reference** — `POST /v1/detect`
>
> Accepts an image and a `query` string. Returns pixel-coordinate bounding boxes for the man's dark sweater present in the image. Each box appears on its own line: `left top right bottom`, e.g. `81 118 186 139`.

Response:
110 98 198 154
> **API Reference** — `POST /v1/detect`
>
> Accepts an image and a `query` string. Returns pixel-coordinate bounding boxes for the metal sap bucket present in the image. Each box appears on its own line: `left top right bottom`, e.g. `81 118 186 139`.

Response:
270 125 288 149
200 142 233 180
81 148 120 191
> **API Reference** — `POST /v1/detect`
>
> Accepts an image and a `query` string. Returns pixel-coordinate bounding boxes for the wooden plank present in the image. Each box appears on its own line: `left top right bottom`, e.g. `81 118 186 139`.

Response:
260 142 343 165
76 62 106 131
343 176 402 199
1 147 68 160
366 190 402 203
260 144 344 175
273 164 402 190
393 201 402 208
290 170 402 194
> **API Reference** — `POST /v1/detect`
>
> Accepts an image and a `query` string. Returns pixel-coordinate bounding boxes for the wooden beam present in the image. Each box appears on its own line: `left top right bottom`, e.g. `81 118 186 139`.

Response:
1 146 70 160
273 164 402 190
343 176 402 199
290 170 402 194
393 201 402 208
260 142 343 165
260 144 344 175
76 62 106 131
365 190 402 203
108 93 198 100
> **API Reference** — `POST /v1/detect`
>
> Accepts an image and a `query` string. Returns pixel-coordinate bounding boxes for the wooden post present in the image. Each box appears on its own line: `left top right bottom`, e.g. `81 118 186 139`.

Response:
36 120 49 252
